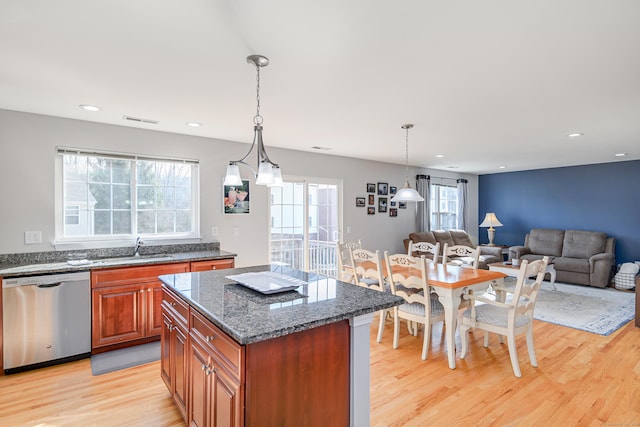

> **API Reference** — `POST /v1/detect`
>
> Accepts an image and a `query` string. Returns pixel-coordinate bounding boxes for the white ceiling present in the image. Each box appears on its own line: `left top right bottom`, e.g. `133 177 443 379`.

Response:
1 1 639 174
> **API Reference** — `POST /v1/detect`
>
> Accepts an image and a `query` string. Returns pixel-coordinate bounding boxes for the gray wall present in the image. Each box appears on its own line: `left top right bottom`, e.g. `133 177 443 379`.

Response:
0 109 478 267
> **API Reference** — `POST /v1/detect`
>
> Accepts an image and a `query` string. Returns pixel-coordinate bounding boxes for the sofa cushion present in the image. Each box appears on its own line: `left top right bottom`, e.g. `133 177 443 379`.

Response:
553 257 590 274
432 230 455 248
527 228 565 257
408 231 437 245
562 230 607 259
450 229 475 247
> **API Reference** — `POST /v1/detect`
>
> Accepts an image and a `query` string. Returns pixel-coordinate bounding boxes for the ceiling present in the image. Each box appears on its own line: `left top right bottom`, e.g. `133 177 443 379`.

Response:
1 1 639 174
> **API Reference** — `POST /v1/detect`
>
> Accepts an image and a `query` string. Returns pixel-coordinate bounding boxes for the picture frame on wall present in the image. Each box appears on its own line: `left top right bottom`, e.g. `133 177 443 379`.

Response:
389 208 398 217
223 180 250 214
390 201 396 207
356 197 365 207
367 207 375 215
378 197 387 212
390 186 397 195
367 183 376 193
377 182 388 195
368 194 375 205
398 202 407 209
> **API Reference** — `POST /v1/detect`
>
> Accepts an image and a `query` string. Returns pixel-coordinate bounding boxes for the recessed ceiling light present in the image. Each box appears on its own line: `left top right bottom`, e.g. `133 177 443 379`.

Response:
568 133 584 138
498 165 507 169
186 122 201 127
435 154 444 158
310 146 332 151
79 104 100 112
615 153 627 157
446 166 459 169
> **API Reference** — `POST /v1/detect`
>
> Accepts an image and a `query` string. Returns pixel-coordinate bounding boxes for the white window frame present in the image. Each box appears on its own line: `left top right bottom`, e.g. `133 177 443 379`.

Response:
54 147 200 249
430 183 458 230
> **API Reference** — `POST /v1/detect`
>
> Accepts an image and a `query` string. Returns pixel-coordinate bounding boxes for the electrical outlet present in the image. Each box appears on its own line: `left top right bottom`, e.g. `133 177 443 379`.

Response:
346 226 352 234
25 231 42 244
211 226 218 237
233 226 239 237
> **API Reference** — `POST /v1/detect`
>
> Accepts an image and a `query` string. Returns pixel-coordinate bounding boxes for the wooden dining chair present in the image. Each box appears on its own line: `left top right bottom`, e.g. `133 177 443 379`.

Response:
459 256 549 377
383 252 445 360
407 240 440 263
349 247 390 343
442 243 480 269
336 240 362 283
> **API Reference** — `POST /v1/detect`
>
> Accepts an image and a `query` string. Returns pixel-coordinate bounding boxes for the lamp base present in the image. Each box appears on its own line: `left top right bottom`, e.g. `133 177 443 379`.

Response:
487 228 496 246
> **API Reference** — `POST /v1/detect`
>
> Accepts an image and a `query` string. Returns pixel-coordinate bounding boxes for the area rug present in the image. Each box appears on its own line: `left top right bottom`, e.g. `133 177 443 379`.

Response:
91 341 160 375
532 281 635 336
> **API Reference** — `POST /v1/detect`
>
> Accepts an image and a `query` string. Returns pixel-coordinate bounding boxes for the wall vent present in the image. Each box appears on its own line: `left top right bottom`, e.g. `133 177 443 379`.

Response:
123 115 159 125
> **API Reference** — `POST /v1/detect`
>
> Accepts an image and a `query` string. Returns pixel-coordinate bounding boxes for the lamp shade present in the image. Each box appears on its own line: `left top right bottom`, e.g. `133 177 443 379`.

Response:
223 164 243 186
479 212 503 228
390 181 424 203
255 161 275 185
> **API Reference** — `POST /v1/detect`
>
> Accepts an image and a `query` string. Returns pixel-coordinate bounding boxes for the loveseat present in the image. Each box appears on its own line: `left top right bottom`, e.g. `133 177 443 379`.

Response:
508 228 615 288
403 230 503 269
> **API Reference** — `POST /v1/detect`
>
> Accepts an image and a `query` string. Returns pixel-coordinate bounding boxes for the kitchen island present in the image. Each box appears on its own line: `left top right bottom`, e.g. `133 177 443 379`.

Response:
159 264 402 427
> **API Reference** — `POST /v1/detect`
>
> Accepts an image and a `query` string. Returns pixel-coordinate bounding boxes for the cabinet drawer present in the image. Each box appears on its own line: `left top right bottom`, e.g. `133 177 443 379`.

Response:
92 263 190 288
162 288 189 326
191 310 241 378
190 258 235 272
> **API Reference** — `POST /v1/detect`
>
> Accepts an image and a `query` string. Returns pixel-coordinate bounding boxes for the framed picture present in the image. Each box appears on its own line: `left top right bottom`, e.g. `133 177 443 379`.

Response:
378 197 387 213
366 183 376 193
377 182 388 195
389 208 398 217
399 202 407 209
390 201 396 207
368 194 375 205
367 207 375 215
390 186 397 195
223 180 250 214
356 197 365 207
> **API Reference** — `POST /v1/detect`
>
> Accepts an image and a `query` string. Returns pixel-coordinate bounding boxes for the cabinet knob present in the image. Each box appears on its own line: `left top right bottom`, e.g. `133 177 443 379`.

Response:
211 266 217 270
139 289 145 293
206 335 216 342
147 288 152 292
170 302 177 307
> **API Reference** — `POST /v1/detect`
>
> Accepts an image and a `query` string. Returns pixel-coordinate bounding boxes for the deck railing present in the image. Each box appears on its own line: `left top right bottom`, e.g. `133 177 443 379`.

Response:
270 238 338 278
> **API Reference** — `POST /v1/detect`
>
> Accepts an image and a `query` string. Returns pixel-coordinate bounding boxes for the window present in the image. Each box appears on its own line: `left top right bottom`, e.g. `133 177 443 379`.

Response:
57 149 198 241
430 184 457 230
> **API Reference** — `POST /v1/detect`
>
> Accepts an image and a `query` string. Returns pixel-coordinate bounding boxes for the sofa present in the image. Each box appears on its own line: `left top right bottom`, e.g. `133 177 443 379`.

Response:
403 230 503 269
508 228 615 288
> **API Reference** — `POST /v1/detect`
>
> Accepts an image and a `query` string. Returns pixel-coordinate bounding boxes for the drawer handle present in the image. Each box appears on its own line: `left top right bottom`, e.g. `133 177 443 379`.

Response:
206 335 216 342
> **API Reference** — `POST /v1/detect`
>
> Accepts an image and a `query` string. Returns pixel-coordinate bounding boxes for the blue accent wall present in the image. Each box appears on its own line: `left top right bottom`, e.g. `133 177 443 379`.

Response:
479 160 640 264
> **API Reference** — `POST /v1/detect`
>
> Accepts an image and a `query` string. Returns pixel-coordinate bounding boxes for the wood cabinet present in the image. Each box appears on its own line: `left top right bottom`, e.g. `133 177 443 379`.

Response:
190 258 235 272
91 263 189 351
189 310 243 427
161 288 190 421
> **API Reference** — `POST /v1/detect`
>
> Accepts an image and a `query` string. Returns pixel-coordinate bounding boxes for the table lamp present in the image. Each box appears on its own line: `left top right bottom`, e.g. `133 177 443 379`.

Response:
479 212 503 246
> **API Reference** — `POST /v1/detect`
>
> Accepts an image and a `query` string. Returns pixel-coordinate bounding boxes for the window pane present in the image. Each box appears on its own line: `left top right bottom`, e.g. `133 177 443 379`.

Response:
137 211 155 233
113 211 131 234
157 187 175 209
137 186 156 209
113 184 131 209
112 160 131 184
94 211 111 235
157 211 175 233
137 160 155 185
175 187 191 209
90 183 111 209
176 211 191 232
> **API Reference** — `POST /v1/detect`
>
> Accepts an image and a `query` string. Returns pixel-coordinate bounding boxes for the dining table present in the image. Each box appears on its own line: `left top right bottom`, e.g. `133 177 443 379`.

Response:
358 259 507 369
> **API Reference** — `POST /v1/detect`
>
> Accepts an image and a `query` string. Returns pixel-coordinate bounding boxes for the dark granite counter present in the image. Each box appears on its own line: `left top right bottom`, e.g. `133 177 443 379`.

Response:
0 243 236 277
159 264 403 345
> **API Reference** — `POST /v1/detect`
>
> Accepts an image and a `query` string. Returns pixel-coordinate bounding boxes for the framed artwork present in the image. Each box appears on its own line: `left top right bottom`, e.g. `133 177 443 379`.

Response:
356 197 365 207
390 201 396 207
377 182 388 195
367 207 375 215
399 202 407 209
366 183 376 193
390 186 397 195
389 208 398 217
223 180 250 214
378 197 387 212
368 194 375 205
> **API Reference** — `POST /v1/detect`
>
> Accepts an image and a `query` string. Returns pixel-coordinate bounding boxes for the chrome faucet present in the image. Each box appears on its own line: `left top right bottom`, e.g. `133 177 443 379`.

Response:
134 237 144 256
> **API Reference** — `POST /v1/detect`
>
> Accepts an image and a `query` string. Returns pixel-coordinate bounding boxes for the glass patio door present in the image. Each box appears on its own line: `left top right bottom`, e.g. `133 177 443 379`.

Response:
269 178 341 276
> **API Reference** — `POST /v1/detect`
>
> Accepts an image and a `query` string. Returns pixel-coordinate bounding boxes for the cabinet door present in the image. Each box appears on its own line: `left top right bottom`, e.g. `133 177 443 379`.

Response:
212 364 242 427
173 322 189 421
189 337 212 427
92 284 145 348
190 259 235 272
147 284 164 336
161 310 173 390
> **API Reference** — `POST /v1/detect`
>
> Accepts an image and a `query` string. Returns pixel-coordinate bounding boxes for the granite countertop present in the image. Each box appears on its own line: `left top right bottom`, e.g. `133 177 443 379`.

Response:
159 264 403 345
0 243 236 278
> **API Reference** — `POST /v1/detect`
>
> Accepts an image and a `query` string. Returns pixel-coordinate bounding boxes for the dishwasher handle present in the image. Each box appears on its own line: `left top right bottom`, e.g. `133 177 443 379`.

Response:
37 282 63 288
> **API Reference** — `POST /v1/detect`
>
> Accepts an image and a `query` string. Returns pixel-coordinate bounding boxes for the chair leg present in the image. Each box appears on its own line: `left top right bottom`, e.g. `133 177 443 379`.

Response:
421 319 430 360
376 309 386 343
483 331 490 347
393 310 400 349
460 323 470 358
525 327 538 367
507 334 522 378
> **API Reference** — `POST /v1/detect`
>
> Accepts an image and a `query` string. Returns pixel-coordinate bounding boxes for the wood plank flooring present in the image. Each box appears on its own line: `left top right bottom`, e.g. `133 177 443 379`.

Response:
1 318 639 426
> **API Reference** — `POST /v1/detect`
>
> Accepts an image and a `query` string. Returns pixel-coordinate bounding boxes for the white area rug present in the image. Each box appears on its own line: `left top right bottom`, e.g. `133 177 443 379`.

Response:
533 281 635 336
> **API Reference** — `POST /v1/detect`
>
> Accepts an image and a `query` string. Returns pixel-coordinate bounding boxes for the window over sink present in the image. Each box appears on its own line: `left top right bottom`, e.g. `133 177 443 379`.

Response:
56 148 199 244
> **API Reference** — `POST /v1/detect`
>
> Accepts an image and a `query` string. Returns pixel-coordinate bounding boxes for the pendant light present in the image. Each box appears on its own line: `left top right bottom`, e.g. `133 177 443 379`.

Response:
224 55 283 187
390 124 424 203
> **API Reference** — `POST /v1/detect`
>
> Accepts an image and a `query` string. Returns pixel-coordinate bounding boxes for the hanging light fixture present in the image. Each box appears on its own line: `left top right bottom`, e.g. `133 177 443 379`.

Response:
224 54 282 187
391 124 424 203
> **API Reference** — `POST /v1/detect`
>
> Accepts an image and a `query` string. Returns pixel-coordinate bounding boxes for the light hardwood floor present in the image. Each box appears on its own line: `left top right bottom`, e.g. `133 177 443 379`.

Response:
1 318 639 426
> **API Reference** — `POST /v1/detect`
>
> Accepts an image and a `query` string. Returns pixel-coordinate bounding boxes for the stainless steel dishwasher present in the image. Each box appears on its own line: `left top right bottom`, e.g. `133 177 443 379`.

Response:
2 271 91 374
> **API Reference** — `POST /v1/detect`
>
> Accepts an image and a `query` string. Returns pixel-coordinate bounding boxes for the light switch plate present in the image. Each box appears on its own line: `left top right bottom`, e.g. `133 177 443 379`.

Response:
25 231 42 244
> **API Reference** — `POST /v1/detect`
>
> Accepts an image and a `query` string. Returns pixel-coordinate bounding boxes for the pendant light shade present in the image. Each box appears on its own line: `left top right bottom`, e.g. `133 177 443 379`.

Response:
390 124 424 203
223 55 283 187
